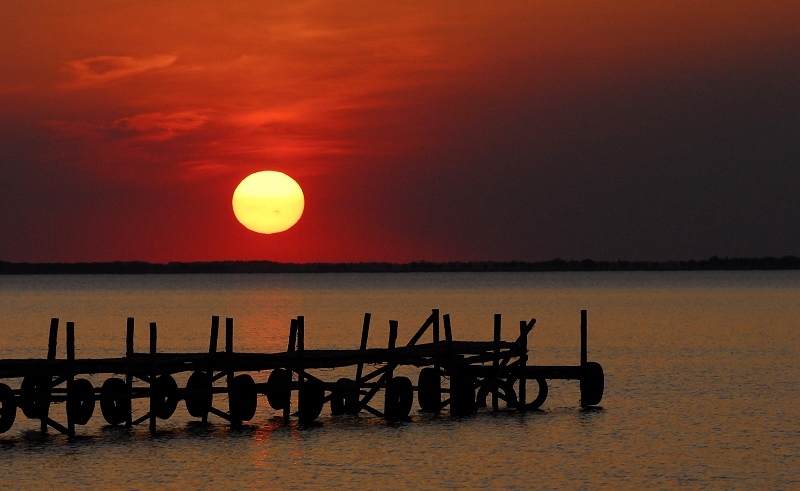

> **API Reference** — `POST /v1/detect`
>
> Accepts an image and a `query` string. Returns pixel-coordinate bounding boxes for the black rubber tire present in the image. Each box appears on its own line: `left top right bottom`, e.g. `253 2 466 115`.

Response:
330 378 359 416
298 378 324 424
0 383 17 433
526 377 548 410
505 376 548 410
266 368 291 410
67 378 95 425
100 377 131 426
153 374 180 420
230 374 258 421
384 376 413 421
417 367 441 413
19 375 49 419
580 362 604 407
449 373 476 416
184 371 213 418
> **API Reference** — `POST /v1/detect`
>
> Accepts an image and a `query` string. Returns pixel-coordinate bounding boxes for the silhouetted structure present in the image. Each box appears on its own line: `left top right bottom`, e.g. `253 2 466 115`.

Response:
0 310 604 437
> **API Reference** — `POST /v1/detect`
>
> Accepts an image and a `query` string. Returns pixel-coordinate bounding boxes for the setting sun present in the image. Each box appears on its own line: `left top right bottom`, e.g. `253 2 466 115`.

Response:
232 171 304 234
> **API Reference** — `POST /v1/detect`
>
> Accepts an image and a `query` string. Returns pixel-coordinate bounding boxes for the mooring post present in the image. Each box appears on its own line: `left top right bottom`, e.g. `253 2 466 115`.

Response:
518 320 528 411
125 317 134 428
66 321 75 437
149 322 157 435
581 309 588 366
355 313 371 383
492 314 501 411
226 317 241 429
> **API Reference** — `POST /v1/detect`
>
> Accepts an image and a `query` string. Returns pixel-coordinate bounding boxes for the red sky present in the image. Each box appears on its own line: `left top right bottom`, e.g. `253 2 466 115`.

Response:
1 1 799 263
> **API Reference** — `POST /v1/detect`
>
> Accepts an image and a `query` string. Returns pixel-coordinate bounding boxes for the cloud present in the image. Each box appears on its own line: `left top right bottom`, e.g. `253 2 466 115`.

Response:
107 110 210 141
62 54 177 88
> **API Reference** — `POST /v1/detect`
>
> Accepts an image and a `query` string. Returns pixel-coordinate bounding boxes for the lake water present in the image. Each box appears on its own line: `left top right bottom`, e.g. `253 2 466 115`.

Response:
0 272 798 489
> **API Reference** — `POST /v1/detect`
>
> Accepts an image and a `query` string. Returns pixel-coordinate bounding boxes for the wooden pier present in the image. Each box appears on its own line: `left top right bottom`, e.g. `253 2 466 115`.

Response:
0 310 604 437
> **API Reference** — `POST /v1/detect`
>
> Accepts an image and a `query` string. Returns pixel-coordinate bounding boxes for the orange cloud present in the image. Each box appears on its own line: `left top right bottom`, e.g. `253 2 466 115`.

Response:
61 54 177 88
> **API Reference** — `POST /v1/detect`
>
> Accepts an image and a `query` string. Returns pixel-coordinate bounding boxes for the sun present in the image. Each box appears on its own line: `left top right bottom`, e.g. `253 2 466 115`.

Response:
232 171 304 234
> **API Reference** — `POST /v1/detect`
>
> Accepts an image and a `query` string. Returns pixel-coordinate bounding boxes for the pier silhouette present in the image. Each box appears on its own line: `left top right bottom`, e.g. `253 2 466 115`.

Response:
0 310 604 437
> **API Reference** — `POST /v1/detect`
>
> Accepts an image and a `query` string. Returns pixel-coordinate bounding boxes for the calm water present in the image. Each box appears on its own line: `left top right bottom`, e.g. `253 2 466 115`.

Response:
0 272 798 489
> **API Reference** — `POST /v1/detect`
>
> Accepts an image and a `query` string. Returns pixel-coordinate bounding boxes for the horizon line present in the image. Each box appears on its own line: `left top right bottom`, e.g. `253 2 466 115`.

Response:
1 255 799 274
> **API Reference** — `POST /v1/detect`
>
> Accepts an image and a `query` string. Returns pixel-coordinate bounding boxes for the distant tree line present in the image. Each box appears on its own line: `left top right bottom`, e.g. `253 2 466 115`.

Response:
0 256 799 274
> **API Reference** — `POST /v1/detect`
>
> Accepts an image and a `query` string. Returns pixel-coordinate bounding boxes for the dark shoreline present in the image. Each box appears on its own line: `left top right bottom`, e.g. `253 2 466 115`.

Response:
1 256 799 274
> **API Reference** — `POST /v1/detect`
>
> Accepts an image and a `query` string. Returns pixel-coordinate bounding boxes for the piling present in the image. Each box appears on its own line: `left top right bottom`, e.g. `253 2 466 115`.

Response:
492 314 501 411
580 309 587 366
149 322 157 435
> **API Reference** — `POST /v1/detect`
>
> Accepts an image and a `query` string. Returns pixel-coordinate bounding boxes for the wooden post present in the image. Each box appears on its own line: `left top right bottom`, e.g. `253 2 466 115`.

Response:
432 309 440 343
209 315 219 353
297 315 305 384
492 314 501 412
226 317 241 429
149 322 157 435
432 309 440 394
443 314 453 356
47 318 58 360
518 320 527 412
580 309 588 366
125 317 134 428
355 313 371 383
283 318 297 425
386 320 398 385
288 318 297 352
41 318 58 433
202 316 219 424
66 321 75 437
406 309 437 347
66 322 75 357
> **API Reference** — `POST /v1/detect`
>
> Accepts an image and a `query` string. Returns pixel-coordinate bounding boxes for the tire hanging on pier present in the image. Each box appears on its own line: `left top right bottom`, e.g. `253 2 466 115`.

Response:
298 377 324 423
505 376 548 410
19 375 49 419
153 374 180 420
265 368 291 410
0 383 16 433
417 367 442 413
230 374 258 421
100 377 131 426
330 378 359 416
580 361 604 407
67 378 95 425
384 376 413 421
184 371 213 419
